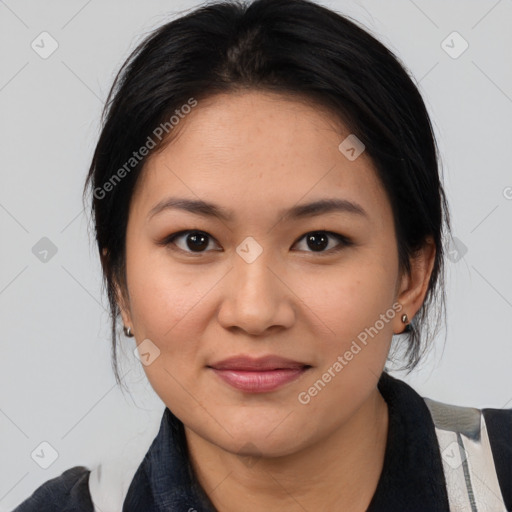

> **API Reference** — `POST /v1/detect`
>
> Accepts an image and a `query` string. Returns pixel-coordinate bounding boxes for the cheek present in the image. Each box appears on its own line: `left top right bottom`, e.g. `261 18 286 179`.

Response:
126 249 218 353
125 254 219 409
291 264 396 418
294 257 397 344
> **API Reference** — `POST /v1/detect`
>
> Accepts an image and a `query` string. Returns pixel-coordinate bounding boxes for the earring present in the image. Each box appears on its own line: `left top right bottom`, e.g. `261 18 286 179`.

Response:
400 313 411 333
123 325 134 337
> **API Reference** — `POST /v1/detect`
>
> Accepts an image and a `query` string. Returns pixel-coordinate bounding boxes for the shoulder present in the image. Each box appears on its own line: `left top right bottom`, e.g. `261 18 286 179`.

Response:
482 407 512 510
482 405 512 440
423 396 512 511
13 466 93 512
482 406 512 458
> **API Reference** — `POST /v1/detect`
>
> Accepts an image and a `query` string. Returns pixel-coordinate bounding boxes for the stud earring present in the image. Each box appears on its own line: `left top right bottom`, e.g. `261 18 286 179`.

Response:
400 314 411 333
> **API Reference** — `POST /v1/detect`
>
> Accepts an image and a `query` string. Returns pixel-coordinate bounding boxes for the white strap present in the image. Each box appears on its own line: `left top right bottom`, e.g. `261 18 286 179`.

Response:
88 411 163 512
424 398 507 512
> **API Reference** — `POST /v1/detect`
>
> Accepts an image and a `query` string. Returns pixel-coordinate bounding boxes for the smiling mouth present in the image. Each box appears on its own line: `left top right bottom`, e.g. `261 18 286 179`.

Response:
207 355 312 393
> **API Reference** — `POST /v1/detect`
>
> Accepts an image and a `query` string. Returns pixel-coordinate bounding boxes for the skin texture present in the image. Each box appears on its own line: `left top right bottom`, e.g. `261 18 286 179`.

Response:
117 91 436 511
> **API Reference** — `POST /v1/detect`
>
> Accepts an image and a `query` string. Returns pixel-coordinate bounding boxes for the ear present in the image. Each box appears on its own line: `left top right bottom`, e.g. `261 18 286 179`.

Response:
102 248 133 329
393 237 436 334
115 281 132 329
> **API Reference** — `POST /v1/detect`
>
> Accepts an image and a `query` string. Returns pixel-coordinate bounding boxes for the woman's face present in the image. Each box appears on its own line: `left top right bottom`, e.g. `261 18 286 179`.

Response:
119 91 422 457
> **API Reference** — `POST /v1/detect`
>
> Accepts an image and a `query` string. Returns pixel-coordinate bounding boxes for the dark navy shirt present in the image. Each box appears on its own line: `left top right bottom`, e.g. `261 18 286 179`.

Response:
13 372 512 511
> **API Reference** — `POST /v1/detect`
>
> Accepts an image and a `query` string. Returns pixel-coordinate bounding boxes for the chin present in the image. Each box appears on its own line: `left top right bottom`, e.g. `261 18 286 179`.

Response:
226 432 305 460
197 414 312 459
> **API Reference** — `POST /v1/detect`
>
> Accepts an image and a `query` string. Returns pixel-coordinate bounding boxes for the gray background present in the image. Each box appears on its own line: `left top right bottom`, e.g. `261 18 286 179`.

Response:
1 0 511 508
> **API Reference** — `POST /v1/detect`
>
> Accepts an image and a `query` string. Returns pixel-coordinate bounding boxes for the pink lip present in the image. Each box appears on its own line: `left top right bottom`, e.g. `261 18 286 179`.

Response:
211 368 309 392
208 355 311 393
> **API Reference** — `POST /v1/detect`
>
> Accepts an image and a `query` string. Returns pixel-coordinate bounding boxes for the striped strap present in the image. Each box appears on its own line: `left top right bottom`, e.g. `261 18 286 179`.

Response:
424 397 507 511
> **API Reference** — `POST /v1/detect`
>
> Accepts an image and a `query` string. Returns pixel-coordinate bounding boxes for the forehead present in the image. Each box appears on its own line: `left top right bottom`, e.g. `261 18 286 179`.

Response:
131 91 391 223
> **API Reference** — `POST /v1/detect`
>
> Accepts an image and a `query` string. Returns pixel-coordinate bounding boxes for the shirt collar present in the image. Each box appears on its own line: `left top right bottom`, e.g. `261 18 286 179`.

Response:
123 371 450 511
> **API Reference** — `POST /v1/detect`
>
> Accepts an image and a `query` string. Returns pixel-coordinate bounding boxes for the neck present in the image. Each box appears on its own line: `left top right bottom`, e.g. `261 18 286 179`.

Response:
185 387 389 512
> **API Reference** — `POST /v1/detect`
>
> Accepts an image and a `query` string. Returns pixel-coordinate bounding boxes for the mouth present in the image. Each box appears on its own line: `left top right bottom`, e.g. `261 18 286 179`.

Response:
207 355 312 393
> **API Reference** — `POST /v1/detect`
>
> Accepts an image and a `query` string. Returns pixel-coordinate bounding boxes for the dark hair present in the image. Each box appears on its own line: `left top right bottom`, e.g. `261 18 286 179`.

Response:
83 0 451 386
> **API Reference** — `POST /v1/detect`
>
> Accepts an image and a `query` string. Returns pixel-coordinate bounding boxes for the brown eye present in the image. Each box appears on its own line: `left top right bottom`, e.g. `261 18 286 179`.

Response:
163 230 221 253
293 231 352 253
185 232 209 251
306 232 329 251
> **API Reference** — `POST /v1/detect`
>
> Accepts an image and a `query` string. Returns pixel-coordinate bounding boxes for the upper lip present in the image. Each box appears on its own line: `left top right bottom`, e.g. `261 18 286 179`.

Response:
208 355 310 371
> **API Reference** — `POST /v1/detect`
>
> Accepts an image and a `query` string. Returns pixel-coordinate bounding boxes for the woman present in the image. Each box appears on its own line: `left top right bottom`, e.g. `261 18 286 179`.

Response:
14 0 511 510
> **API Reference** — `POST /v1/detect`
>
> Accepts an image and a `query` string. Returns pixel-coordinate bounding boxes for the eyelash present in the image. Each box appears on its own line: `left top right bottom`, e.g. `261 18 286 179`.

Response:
159 229 353 255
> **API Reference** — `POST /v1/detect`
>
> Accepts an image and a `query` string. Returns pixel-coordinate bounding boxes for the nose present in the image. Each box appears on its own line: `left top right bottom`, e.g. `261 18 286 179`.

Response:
217 250 296 336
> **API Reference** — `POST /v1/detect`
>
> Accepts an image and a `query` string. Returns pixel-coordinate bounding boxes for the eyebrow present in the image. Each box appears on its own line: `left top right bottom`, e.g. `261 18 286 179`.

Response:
147 197 368 222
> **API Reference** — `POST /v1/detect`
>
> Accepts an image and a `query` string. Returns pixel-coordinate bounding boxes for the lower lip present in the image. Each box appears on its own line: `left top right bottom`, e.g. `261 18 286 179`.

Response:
210 367 309 393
